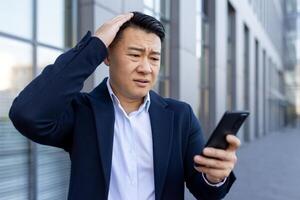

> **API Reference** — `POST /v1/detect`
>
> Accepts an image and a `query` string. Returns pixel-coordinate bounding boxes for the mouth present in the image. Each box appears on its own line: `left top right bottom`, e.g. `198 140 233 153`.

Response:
133 79 150 87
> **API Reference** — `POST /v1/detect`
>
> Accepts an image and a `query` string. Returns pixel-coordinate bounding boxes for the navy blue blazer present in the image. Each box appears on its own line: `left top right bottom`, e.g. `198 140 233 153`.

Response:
9 32 235 200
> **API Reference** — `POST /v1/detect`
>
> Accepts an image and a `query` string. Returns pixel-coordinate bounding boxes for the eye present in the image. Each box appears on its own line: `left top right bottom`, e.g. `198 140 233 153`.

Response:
151 57 160 61
129 54 140 58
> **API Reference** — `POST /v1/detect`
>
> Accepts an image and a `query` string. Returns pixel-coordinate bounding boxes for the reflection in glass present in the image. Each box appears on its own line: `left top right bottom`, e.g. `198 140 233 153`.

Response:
0 0 32 39
144 0 154 9
0 37 32 199
37 0 71 48
37 46 62 75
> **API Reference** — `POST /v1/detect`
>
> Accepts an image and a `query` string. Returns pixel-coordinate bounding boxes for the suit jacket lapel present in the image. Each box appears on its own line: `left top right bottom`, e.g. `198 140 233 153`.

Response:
149 91 174 200
87 79 174 200
87 78 115 197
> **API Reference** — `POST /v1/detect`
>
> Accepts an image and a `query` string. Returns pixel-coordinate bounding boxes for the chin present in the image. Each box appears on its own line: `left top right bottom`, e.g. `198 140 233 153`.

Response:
131 90 149 99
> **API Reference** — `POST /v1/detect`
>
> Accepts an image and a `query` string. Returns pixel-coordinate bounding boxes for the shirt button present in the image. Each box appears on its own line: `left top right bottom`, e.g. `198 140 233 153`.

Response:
131 179 136 185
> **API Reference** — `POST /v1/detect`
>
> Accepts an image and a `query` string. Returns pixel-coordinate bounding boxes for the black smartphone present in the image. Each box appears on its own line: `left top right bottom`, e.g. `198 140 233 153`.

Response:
194 111 249 167
204 111 249 150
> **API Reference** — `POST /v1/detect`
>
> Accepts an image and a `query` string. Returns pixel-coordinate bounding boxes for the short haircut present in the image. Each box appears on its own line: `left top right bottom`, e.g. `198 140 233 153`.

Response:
110 11 165 48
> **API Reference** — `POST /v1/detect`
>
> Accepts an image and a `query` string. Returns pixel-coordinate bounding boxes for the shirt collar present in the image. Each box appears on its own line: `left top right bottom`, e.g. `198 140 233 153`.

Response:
106 78 151 112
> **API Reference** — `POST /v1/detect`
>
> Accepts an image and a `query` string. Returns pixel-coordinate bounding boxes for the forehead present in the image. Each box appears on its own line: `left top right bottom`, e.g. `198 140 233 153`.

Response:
119 27 161 51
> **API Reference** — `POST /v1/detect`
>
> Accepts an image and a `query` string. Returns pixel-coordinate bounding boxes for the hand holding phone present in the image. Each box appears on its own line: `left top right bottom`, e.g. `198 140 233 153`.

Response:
204 111 249 150
194 111 249 167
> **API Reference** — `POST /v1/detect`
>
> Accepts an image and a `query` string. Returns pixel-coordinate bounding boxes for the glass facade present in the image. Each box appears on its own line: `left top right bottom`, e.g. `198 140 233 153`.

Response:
254 39 260 137
0 0 33 39
0 37 32 199
249 0 283 55
243 24 250 141
198 0 212 135
226 2 236 111
144 0 171 97
262 49 267 135
268 60 286 131
0 0 75 199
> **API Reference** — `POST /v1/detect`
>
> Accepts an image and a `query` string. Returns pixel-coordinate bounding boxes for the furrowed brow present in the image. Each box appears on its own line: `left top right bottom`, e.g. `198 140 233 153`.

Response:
128 47 145 52
128 46 161 55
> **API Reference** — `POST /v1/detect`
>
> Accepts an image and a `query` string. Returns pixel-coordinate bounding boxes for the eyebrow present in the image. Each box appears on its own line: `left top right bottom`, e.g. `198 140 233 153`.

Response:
127 46 161 55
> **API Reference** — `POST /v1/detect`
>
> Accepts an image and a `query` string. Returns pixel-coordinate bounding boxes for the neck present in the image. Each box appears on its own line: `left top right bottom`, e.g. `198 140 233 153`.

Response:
118 96 144 114
109 81 144 114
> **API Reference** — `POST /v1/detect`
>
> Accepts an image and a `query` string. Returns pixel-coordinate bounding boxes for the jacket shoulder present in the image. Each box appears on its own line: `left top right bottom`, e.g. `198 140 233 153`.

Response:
149 90 192 114
164 98 191 113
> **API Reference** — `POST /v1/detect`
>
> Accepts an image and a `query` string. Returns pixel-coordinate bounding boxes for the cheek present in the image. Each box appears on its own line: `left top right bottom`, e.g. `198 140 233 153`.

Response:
111 59 134 75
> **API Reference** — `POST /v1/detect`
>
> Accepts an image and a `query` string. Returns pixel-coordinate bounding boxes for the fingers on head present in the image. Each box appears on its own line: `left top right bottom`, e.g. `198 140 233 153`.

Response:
113 13 134 23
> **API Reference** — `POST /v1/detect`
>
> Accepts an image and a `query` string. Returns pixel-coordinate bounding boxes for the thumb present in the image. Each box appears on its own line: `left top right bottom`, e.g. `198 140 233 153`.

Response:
226 134 241 152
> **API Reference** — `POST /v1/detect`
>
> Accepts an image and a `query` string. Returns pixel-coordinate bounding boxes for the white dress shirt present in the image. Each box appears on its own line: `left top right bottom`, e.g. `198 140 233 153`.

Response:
107 79 155 200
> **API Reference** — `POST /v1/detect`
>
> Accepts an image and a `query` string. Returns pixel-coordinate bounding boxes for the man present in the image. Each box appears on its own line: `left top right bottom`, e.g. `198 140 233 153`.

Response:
9 12 240 200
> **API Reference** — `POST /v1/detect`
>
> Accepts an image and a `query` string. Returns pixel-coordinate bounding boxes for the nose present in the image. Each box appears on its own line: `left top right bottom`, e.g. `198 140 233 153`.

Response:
137 58 152 74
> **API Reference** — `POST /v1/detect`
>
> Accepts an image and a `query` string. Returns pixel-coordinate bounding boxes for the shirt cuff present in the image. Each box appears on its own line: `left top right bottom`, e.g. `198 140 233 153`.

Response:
202 173 227 187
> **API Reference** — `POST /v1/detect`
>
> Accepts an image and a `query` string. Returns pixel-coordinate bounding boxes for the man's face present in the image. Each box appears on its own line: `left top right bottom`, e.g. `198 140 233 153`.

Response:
106 27 161 101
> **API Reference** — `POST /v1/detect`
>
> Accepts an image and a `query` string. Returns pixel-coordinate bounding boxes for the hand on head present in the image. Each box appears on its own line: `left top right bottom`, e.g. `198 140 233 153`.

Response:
93 13 134 47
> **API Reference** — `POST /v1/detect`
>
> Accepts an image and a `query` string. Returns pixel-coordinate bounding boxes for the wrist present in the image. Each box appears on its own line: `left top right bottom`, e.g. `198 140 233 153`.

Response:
202 173 227 187
204 174 224 184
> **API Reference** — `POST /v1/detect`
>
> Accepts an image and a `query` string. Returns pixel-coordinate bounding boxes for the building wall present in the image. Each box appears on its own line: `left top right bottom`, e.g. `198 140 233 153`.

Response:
211 0 285 141
178 0 200 112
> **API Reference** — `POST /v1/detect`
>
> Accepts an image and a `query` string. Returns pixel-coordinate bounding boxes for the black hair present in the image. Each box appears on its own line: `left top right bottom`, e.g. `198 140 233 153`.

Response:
110 11 165 47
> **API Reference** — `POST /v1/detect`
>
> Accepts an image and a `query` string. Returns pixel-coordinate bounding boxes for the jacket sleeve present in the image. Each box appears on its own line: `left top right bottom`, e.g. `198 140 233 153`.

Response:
9 31 108 152
184 105 236 200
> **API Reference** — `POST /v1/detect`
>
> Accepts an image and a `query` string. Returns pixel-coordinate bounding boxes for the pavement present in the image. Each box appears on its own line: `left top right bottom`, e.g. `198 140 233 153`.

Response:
224 126 300 200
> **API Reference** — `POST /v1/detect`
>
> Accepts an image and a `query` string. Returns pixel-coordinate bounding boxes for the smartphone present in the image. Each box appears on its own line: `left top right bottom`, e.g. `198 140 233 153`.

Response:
204 111 249 150
195 111 249 167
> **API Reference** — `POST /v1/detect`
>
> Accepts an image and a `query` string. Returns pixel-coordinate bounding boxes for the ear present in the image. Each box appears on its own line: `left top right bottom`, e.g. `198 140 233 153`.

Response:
104 48 112 66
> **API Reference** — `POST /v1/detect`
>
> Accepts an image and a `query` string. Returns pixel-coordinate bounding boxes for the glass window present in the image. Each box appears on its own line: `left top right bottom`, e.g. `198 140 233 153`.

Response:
144 0 154 9
0 0 33 39
255 39 260 137
159 0 170 19
0 1 74 199
199 0 212 135
36 46 70 200
37 47 62 75
37 0 72 48
154 0 161 15
196 0 202 58
226 3 236 111
144 0 171 97
0 36 32 199
37 145 70 200
157 22 170 97
243 25 250 141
